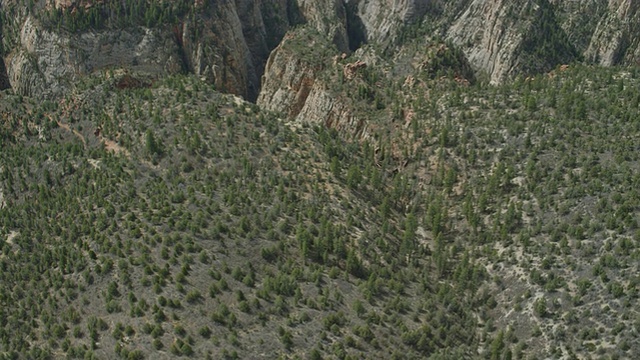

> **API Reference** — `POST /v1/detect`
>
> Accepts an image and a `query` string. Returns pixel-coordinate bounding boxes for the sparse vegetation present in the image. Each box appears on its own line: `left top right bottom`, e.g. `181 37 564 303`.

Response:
0 2 639 359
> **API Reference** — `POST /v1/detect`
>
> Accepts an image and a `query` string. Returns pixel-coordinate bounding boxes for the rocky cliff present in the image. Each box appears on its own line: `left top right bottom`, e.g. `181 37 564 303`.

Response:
580 0 640 65
443 0 640 82
256 27 370 139
0 0 300 100
4 15 182 97
1 0 639 105
258 0 640 133
444 0 582 83
349 0 430 43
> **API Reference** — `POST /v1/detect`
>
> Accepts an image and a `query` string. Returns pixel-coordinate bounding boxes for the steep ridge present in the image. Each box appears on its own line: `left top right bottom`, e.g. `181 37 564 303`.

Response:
258 0 476 138
256 27 371 139
259 0 640 138
1 0 640 134
349 0 430 43
0 0 300 100
583 0 640 65
445 0 577 83
2 0 639 102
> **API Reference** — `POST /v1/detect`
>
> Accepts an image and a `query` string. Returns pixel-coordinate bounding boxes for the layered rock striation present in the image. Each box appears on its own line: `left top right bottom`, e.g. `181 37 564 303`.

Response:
1 0 638 105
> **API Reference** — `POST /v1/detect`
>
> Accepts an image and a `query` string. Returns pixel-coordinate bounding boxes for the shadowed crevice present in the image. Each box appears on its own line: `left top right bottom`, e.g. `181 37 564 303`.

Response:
345 1 366 52
0 57 10 91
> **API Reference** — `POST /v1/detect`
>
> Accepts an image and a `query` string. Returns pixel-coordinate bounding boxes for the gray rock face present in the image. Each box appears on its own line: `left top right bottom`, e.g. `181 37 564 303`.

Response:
548 0 640 66
1 0 298 100
183 0 259 100
446 0 523 84
348 0 430 43
5 16 180 97
1 0 640 102
582 0 640 65
256 33 320 119
296 84 369 139
257 27 370 139
298 0 351 52
443 0 640 83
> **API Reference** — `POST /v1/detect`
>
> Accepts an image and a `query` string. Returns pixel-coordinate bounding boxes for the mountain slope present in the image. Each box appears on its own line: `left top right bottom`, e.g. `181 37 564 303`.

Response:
1 1 640 359
2 64 640 359
0 73 482 359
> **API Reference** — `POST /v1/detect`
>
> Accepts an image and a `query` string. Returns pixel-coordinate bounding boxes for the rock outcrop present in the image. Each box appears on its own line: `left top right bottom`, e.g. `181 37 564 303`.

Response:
256 30 323 119
581 0 640 65
257 28 369 139
348 0 430 43
1 0 300 100
5 16 181 98
296 84 369 139
1 0 640 104
446 0 522 84
445 0 577 83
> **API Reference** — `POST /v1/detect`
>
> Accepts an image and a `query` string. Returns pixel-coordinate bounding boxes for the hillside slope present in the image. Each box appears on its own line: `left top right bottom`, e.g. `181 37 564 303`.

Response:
1 65 639 359
0 1 640 359
0 73 480 359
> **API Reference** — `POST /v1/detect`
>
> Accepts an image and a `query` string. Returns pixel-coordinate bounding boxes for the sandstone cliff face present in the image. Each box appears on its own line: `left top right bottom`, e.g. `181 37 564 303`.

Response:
297 0 351 52
257 27 370 139
582 0 640 65
445 0 579 83
258 0 436 139
441 0 640 83
296 84 369 139
548 0 640 66
179 0 262 100
256 31 322 119
446 0 524 84
191 0 298 100
0 0 299 100
2 0 640 105
349 0 430 43
5 16 181 97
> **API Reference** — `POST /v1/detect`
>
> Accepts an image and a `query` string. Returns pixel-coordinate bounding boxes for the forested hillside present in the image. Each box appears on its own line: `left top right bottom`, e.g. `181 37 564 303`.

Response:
1 1 640 359
1 65 639 359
